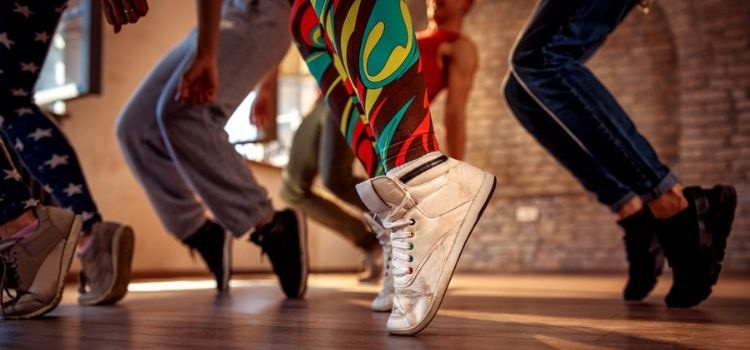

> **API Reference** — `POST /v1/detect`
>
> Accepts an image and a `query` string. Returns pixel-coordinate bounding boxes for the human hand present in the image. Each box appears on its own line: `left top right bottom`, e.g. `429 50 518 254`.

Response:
102 0 149 33
250 93 273 129
175 54 219 105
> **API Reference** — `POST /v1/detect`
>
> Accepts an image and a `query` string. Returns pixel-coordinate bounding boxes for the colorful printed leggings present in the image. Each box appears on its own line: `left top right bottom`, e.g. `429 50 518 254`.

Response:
1 0 101 231
291 0 438 176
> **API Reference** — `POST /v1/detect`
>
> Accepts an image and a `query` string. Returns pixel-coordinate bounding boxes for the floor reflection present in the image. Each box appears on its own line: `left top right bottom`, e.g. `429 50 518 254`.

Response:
0 274 747 349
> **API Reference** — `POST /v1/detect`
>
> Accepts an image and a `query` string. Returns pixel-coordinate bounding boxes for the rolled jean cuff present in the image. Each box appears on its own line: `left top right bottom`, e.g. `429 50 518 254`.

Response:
608 191 639 213
642 172 680 204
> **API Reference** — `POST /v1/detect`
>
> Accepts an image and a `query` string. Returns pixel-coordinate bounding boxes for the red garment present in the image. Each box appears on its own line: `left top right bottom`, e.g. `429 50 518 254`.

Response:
417 29 461 102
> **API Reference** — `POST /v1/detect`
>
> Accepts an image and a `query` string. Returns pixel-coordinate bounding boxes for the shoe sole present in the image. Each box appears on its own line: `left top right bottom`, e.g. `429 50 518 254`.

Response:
389 173 497 336
4 215 82 320
79 225 135 306
705 186 737 289
219 231 232 293
294 210 309 299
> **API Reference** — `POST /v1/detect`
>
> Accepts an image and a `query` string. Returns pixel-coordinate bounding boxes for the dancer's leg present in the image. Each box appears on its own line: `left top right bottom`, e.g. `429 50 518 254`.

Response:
309 0 439 171
290 0 383 176
0 0 101 231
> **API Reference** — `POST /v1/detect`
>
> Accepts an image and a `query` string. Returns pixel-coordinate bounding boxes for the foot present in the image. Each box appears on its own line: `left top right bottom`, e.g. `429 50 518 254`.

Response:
77 222 135 306
618 209 664 301
655 185 737 308
0 206 81 319
184 220 232 293
358 243 383 283
367 213 394 312
249 209 308 299
356 153 496 335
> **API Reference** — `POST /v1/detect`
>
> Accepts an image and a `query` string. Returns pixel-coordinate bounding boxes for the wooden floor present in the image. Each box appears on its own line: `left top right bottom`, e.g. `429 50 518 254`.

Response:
1 273 749 349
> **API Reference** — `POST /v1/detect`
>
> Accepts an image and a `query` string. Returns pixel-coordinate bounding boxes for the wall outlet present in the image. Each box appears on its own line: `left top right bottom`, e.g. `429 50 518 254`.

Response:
515 206 540 223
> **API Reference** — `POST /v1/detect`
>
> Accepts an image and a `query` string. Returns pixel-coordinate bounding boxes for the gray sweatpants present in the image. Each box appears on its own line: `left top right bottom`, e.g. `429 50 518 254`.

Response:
116 0 291 240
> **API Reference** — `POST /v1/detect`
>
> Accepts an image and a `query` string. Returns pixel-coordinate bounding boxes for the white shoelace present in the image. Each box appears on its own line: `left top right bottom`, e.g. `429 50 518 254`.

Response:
382 193 416 278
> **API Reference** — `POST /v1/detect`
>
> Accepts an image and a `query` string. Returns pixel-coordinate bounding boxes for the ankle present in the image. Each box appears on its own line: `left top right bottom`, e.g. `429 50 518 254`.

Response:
617 196 644 220
255 214 275 232
78 232 94 254
648 185 689 219
0 210 37 239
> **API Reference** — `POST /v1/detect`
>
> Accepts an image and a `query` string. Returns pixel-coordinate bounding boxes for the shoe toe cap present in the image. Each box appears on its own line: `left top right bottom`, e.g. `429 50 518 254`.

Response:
371 293 394 312
386 294 433 333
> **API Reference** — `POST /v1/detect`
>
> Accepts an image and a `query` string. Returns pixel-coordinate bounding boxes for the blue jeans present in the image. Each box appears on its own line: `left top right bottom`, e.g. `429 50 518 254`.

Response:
503 0 678 212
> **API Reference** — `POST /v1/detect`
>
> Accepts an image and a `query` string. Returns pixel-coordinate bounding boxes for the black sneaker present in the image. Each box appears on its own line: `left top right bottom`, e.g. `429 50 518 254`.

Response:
184 220 231 293
655 185 737 308
618 208 664 301
249 209 308 299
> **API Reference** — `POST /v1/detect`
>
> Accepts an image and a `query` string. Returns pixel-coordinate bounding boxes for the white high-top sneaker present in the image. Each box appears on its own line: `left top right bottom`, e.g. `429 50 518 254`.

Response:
367 213 394 312
356 152 496 335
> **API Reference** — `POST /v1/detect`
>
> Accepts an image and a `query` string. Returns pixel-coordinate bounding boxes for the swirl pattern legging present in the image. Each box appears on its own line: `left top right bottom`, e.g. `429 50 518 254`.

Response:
291 0 438 176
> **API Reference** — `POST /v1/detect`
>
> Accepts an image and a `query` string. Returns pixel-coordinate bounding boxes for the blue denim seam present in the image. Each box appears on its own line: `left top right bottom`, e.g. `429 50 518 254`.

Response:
511 67 637 210
553 67 653 184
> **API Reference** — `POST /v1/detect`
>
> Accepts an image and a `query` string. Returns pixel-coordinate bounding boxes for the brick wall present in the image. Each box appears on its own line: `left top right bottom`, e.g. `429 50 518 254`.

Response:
423 0 750 271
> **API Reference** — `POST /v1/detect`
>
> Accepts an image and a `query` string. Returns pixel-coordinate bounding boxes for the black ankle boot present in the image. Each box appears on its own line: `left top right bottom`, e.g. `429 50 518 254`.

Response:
618 208 664 301
655 185 737 308
184 220 231 293
249 209 308 299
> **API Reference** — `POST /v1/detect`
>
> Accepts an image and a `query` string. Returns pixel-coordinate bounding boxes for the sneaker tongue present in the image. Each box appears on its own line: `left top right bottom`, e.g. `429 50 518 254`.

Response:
356 177 414 215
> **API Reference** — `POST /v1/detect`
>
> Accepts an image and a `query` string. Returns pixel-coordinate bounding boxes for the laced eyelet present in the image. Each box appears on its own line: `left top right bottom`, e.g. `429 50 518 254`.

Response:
409 219 416 226
408 231 415 238
408 255 413 262
408 242 414 250
408 267 413 274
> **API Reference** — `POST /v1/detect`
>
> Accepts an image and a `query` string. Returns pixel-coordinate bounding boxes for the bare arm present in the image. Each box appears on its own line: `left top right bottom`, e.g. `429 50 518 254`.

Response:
102 0 149 33
250 68 279 129
195 0 222 61
443 37 478 160
176 0 223 104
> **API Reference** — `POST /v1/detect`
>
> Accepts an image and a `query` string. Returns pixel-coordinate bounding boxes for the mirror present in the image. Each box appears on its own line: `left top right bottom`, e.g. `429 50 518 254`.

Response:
225 48 318 167
34 0 102 106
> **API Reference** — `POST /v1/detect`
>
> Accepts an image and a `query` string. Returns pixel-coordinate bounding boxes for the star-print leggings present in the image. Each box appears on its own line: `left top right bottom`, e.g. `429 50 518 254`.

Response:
1 0 101 231
0 140 34 225
291 0 439 175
